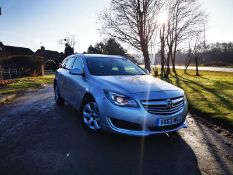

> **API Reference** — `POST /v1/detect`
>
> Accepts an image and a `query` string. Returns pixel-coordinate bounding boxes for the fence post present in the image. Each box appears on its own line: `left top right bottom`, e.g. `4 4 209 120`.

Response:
8 67 11 79
41 64 45 76
0 65 2 80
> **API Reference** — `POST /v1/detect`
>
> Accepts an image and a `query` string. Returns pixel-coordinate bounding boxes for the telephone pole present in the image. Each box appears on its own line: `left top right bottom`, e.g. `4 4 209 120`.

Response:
203 23 207 64
204 23 206 49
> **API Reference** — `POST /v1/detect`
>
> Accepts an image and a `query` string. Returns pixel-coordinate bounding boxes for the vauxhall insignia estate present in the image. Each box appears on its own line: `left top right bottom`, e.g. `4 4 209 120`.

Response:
54 54 188 136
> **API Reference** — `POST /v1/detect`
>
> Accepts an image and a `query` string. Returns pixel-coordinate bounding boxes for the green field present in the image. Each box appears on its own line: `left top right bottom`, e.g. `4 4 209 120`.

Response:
161 69 233 130
0 75 55 95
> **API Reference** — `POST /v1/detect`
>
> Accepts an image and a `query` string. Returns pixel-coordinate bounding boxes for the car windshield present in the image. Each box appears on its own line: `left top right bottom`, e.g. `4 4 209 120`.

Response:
86 57 146 76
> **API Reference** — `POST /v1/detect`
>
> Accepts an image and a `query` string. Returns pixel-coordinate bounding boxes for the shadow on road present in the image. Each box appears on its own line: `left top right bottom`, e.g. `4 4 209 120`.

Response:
0 89 202 175
9 103 201 175
194 117 233 175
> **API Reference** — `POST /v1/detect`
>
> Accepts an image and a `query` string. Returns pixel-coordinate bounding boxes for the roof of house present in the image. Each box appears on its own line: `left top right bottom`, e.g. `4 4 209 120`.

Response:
5 46 34 56
35 49 64 60
0 42 34 56
0 42 64 62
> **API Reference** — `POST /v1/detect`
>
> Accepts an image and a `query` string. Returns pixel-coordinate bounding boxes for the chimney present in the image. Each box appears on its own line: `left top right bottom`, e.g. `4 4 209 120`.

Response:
41 46 45 51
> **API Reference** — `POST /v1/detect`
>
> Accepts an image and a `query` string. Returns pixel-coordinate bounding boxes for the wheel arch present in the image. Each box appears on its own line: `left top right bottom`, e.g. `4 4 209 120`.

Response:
53 79 57 88
80 92 96 109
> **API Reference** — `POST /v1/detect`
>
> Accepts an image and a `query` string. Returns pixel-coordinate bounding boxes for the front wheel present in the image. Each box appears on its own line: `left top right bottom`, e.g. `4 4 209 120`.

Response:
81 98 101 132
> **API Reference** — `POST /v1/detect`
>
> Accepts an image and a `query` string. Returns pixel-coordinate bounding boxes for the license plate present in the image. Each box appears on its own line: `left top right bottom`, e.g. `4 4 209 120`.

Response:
157 117 182 127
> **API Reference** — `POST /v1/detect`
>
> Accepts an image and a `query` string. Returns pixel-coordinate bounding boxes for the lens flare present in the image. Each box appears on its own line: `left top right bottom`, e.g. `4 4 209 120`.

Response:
157 12 168 25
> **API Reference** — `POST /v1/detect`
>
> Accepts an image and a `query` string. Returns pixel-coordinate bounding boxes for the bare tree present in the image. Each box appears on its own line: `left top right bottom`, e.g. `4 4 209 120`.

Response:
58 35 77 50
184 31 204 75
159 24 166 77
159 0 206 77
184 36 199 73
99 0 161 72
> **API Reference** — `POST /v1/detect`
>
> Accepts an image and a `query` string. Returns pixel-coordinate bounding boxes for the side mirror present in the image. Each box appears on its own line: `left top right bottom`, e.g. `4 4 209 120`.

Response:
69 68 84 75
59 63 62 68
144 69 150 74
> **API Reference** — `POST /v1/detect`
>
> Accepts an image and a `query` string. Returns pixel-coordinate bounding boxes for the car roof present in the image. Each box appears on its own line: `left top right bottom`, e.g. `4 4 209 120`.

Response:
83 54 125 59
65 53 126 61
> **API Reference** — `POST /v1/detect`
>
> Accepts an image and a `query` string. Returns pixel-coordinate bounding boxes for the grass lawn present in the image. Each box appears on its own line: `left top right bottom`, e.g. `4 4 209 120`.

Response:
161 69 233 130
0 75 55 95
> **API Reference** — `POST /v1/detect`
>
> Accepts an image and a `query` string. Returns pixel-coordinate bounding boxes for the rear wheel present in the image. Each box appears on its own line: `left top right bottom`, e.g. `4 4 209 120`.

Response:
81 98 101 132
54 83 64 105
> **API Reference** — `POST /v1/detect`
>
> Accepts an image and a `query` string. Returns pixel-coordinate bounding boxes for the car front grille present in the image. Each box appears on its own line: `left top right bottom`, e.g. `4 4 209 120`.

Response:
141 96 184 115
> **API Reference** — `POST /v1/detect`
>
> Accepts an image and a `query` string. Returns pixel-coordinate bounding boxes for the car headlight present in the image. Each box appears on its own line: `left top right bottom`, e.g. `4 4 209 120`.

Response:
104 91 139 108
183 92 187 102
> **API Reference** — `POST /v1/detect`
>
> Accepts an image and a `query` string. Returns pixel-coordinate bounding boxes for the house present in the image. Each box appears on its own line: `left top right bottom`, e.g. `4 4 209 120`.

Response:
35 46 65 64
0 42 45 79
0 42 41 79
35 46 65 71
0 42 34 60
0 42 65 79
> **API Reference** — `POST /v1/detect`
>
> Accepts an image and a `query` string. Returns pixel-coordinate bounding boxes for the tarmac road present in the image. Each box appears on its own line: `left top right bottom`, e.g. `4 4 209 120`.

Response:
0 86 232 175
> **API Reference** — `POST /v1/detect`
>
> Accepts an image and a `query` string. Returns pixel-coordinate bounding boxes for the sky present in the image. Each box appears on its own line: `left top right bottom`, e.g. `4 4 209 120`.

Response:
0 0 233 53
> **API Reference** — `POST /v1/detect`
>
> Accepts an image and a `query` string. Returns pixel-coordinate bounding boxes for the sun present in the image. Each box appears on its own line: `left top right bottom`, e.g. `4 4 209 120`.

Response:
157 12 168 25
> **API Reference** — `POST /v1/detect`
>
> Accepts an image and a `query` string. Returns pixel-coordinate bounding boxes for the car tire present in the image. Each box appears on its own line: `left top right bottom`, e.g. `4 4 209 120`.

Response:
54 83 65 105
168 131 179 138
81 97 101 132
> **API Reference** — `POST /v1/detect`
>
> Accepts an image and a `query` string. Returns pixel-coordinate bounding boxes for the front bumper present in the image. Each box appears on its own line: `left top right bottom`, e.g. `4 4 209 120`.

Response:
98 95 188 136
106 117 188 136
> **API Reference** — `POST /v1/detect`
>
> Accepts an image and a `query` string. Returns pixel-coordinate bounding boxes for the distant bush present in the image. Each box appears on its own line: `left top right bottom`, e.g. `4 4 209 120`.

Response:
203 62 233 67
0 79 17 87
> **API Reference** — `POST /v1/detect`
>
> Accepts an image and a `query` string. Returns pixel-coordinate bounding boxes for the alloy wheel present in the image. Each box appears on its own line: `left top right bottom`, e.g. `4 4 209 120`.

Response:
82 102 101 131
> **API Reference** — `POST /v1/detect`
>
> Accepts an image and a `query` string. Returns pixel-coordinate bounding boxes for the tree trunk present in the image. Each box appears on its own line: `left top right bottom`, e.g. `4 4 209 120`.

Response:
184 50 192 74
160 49 165 77
195 56 199 76
171 58 176 74
141 44 151 72
172 49 177 74
165 45 173 77
160 39 165 77
160 26 166 77
165 52 171 78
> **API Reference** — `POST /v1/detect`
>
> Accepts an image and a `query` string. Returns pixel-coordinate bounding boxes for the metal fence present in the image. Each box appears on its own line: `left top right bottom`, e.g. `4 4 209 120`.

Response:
0 65 18 80
0 65 56 79
44 69 56 75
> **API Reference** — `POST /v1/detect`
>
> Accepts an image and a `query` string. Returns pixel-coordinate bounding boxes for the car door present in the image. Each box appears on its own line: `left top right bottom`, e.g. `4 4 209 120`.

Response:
67 56 86 109
56 57 69 97
61 56 76 103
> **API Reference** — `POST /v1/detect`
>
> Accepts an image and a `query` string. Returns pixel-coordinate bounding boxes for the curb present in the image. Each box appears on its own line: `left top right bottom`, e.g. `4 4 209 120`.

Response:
0 94 16 104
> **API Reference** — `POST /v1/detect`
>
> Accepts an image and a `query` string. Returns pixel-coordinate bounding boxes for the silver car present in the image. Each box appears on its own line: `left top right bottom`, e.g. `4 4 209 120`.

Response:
54 54 188 136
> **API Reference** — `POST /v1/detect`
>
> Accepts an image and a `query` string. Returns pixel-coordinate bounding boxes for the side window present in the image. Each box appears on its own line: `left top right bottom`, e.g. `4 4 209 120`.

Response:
65 57 75 70
72 57 83 70
61 58 68 68
124 65 138 74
